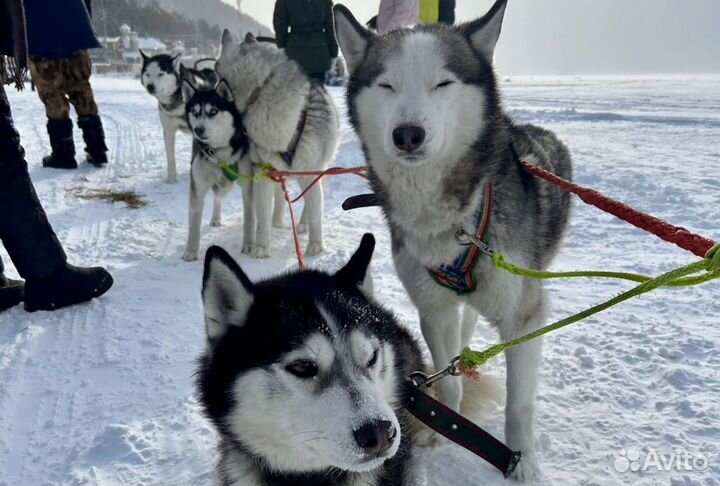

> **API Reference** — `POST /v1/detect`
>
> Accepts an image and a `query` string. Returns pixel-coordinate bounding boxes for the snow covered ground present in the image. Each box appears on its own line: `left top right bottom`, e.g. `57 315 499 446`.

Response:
1 75 718 486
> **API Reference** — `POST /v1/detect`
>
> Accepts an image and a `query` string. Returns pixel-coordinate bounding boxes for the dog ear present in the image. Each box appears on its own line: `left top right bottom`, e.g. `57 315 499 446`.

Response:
461 0 507 60
139 49 150 64
336 233 375 295
181 78 196 103
216 79 234 102
333 5 375 74
202 246 255 341
221 29 237 55
244 32 257 44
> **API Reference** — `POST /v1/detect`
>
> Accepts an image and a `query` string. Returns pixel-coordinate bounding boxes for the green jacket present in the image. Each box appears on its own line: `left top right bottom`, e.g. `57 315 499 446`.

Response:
273 0 338 75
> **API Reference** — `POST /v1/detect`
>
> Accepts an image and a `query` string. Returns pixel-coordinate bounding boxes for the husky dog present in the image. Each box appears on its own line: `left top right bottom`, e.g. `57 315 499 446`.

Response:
140 51 216 183
215 31 340 259
181 80 251 262
197 234 424 485
334 1 573 480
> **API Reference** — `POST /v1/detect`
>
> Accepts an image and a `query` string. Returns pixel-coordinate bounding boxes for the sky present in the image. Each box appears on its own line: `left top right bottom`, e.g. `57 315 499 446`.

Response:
227 0 720 74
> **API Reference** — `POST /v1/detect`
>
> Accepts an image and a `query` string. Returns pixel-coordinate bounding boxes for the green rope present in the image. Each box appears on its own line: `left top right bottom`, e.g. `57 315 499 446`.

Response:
460 243 720 369
491 252 717 287
219 162 275 183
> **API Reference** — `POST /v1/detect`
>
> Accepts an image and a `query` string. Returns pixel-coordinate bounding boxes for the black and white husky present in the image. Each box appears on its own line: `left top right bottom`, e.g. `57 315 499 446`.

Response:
140 51 216 183
197 234 424 486
334 1 573 480
181 80 251 262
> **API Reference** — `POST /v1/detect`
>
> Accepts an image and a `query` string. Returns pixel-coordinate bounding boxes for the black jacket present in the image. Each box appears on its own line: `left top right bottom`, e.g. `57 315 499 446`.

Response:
439 0 456 24
273 0 338 75
24 0 100 59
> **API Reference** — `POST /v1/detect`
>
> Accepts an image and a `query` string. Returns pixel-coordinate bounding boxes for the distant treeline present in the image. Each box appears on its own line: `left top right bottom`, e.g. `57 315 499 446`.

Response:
95 0 222 50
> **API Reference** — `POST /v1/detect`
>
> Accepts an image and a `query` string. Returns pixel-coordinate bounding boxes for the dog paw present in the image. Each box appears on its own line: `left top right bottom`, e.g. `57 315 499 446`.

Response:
182 250 198 262
166 175 178 184
210 218 222 227
509 451 539 482
250 245 271 259
272 218 286 229
241 244 255 255
297 223 308 235
305 242 325 256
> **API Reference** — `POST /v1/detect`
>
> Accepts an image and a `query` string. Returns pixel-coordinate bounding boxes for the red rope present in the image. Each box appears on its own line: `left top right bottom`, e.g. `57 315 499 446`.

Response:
269 166 368 269
520 160 716 258
278 177 306 270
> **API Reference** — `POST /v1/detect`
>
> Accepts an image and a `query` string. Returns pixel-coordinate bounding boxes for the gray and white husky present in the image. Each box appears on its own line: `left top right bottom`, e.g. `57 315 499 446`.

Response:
198 234 424 486
181 80 251 262
216 31 340 259
140 51 216 183
334 1 573 480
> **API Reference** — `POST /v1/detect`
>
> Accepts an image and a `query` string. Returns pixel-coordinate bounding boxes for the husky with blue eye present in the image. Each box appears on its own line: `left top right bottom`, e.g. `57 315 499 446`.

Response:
334 0 573 480
180 79 251 262
197 234 425 486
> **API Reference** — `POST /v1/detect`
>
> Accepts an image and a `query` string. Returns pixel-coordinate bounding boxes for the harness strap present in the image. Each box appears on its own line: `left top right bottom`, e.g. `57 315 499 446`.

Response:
200 146 242 183
428 184 493 294
280 109 308 166
405 383 521 478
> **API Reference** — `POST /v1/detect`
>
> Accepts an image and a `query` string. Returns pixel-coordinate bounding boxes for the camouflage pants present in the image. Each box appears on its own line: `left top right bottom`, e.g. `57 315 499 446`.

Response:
29 50 98 120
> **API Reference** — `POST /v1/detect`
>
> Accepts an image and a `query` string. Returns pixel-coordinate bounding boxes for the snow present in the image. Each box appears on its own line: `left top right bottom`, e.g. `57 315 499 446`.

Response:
1 75 718 485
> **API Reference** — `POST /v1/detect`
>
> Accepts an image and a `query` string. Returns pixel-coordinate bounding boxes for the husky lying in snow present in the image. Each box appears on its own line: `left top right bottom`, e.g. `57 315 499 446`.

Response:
215 31 340 259
180 79 251 262
334 0 573 479
140 52 215 183
197 235 424 486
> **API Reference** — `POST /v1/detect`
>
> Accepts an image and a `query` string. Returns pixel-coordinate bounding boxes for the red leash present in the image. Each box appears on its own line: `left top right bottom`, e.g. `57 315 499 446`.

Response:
520 160 716 258
269 161 714 269
268 166 368 269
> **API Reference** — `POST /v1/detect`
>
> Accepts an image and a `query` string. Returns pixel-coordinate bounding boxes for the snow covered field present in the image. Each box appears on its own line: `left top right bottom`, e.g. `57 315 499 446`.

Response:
1 75 718 485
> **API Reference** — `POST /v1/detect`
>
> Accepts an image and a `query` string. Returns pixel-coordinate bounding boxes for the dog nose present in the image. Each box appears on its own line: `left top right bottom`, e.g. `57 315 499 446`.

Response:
392 125 425 152
353 420 396 455
147 84 156 94
194 126 205 137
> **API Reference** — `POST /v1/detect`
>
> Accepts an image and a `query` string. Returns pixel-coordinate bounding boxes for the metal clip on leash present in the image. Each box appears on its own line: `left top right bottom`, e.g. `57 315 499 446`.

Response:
405 357 522 479
456 228 494 257
408 356 462 388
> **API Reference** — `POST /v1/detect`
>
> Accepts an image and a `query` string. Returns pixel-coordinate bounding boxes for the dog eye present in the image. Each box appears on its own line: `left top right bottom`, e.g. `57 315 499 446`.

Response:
285 360 319 379
435 80 454 89
378 83 394 91
159 72 165 77
367 349 379 368
208 108 218 117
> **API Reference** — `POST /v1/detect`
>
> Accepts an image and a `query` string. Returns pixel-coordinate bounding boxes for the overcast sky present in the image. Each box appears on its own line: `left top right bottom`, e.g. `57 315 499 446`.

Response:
229 0 720 74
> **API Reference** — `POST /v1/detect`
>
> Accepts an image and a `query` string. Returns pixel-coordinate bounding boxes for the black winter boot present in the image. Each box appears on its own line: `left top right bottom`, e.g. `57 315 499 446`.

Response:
0 257 24 312
77 115 108 166
43 118 77 169
0 275 24 311
24 263 113 312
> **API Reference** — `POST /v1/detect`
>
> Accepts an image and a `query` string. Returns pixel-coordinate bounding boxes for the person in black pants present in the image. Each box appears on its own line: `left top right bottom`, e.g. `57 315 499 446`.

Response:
0 0 112 312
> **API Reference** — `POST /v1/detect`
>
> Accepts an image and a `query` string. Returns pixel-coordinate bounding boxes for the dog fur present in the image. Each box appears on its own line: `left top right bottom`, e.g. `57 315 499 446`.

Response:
215 31 340 259
197 234 424 486
181 79 251 262
334 1 573 479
